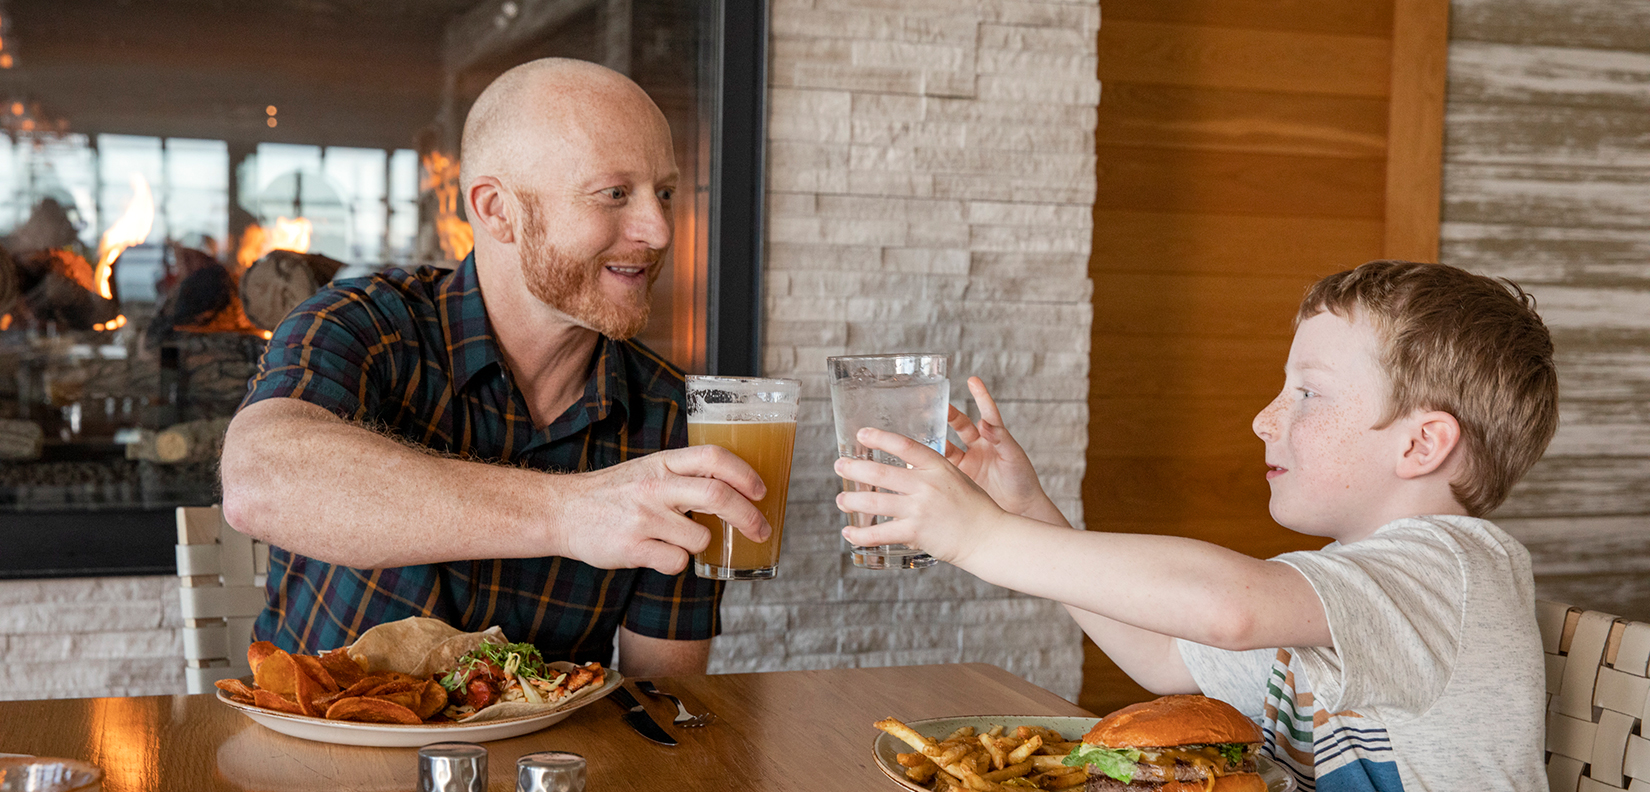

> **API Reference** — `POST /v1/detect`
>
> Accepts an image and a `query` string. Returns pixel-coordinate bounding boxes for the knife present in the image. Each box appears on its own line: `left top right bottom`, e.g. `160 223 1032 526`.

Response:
610 684 677 746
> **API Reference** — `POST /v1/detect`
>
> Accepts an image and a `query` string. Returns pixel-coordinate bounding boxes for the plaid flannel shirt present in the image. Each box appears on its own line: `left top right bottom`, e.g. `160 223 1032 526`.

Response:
241 253 721 664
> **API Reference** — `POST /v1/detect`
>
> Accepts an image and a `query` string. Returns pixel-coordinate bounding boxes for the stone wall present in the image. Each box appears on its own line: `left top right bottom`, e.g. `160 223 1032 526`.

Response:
705 0 1098 700
0 576 182 700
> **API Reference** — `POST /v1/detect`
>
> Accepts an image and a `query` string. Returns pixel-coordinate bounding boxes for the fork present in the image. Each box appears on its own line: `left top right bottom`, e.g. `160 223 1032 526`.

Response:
635 679 716 727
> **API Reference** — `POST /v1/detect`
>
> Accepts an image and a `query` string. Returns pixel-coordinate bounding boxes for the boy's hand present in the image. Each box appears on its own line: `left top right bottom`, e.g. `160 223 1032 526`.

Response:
947 377 1066 526
835 427 1005 565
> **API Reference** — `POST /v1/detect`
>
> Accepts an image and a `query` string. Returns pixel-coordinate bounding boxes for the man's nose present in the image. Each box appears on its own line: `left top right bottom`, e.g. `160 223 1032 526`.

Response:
628 192 673 250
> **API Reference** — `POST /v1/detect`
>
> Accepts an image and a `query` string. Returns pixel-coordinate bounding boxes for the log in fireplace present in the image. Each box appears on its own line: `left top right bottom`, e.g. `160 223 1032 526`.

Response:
0 0 766 577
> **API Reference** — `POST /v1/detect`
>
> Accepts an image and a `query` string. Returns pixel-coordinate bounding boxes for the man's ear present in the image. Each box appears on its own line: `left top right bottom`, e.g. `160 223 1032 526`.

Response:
466 176 516 244
1397 410 1461 480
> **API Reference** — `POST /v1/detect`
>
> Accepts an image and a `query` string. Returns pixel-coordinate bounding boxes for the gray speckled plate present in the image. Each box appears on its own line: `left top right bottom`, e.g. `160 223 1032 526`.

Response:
872 715 1293 791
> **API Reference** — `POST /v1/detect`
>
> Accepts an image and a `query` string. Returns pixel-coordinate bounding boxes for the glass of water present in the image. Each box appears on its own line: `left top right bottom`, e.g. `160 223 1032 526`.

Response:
827 352 948 570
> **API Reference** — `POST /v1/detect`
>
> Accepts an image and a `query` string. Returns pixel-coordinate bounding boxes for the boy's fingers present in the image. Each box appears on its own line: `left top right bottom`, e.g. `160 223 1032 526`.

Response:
967 377 1006 427
945 440 966 466
836 490 906 518
948 405 982 444
856 427 946 467
834 456 915 493
842 523 917 550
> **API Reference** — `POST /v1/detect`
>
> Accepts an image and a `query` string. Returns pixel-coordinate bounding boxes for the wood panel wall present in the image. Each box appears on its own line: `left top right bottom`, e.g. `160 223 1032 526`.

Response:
1439 0 1650 621
1081 0 1450 716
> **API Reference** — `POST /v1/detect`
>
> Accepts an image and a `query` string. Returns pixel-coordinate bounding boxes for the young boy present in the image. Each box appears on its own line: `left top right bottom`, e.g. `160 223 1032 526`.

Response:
838 260 1556 791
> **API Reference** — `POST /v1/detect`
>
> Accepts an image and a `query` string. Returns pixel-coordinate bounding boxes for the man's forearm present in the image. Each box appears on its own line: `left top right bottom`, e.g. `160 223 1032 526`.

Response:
220 398 562 568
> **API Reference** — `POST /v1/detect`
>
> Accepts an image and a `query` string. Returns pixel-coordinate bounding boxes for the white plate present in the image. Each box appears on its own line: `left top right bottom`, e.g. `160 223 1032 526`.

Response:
871 715 1293 792
217 668 622 747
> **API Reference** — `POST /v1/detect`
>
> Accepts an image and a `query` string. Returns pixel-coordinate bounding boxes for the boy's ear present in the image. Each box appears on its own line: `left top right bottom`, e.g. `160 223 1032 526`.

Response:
466 176 516 244
1396 410 1461 480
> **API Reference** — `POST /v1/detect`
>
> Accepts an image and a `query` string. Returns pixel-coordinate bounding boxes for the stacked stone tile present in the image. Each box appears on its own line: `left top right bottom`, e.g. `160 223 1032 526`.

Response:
705 0 1098 700
0 576 183 699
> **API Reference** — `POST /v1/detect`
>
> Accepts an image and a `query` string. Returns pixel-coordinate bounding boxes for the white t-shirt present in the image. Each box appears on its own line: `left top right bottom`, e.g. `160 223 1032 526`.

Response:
1177 515 1545 792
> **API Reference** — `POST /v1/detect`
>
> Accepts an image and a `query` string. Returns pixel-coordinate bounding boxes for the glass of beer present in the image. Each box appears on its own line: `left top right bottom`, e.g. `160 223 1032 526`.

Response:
685 375 800 580
827 353 947 570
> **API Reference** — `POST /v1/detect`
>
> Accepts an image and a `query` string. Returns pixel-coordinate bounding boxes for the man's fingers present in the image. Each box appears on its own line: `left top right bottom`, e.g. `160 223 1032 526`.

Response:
657 445 768 501
636 539 692 576
675 476 771 542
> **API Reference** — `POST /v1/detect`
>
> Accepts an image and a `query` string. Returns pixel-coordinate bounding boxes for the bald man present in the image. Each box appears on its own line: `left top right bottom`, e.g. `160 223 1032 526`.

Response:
219 59 768 677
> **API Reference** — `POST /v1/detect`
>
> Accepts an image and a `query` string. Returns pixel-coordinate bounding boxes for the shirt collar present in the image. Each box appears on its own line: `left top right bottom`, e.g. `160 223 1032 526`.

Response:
440 252 637 426
439 252 506 392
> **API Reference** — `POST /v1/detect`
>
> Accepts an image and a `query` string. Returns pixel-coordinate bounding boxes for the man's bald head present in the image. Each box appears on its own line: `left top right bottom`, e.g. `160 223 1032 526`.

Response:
459 58 669 194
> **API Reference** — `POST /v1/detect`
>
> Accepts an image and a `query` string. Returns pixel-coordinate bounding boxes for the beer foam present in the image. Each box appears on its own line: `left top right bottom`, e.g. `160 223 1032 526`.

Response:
689 403 798 423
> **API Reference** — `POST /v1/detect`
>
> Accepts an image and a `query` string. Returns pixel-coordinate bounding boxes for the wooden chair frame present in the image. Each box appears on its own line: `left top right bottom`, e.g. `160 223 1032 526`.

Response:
176 506 268 694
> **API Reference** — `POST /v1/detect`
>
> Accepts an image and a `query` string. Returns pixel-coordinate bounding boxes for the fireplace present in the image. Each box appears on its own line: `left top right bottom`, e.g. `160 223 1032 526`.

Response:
0 0 766 577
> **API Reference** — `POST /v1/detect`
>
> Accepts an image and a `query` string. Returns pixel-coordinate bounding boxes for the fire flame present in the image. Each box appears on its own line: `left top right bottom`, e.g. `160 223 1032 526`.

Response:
95 173 155 300
420 151 473 261
237 216 313 270
92 315 128 332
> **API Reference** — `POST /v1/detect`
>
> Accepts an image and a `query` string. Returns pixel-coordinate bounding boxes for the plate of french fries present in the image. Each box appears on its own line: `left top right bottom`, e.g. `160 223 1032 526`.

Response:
874 715 1098 791
873 715 1293 792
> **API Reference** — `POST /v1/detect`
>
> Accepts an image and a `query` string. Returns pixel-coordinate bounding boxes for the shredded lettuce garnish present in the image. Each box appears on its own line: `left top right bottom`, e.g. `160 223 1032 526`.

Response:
1062 744 1142 783
1219 743 1246 766
438 641 550 691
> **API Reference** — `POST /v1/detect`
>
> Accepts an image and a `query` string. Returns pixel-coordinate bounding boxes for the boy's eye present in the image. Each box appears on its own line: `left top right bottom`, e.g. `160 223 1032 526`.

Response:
1297 387 1317 399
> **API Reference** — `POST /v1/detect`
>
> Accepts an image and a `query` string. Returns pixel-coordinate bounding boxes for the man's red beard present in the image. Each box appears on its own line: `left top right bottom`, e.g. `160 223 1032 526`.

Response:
518 200 663 340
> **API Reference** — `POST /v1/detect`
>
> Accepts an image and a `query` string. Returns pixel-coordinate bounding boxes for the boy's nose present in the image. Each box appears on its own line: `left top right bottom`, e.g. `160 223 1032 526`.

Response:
1253 395 1282 440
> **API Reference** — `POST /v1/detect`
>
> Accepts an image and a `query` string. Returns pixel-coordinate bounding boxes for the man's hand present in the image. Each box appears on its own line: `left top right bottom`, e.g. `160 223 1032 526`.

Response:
835 427 1004 566
946 377 1065 526
555 444 771 575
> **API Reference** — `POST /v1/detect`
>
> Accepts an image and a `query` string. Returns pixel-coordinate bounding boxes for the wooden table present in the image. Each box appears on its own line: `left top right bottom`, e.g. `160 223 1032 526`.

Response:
0 663 1094 791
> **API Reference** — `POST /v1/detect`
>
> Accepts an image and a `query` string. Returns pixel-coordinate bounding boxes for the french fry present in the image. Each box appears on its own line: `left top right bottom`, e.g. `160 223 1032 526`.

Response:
1008 735 1042 765
906 762 940 784
1044 741 1080 752
946 726 977 741
933 768 964 792
982 760 1035 782
986 724 1005 738
877 717 938 751
1043 769 1087 789
980 734 1009 770
948 763 1009 792
1030 755 1070 771
898 752 930 768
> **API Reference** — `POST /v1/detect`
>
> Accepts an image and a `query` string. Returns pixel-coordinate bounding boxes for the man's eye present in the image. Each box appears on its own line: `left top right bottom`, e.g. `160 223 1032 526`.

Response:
604 187 627 200
657 187 674 202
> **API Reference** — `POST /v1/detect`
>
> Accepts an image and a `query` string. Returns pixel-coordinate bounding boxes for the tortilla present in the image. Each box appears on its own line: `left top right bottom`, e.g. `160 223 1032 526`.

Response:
345 617 465 674
340 616 609 724
456 660 610 723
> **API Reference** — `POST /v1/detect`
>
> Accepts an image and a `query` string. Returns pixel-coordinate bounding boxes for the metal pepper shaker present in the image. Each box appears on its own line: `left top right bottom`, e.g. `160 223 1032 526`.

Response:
516 751 586 792
418 741 488 792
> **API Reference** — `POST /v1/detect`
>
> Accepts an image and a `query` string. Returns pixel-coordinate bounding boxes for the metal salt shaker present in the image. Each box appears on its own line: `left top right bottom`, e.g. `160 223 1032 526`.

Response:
418 741 488 792
517 751 587 792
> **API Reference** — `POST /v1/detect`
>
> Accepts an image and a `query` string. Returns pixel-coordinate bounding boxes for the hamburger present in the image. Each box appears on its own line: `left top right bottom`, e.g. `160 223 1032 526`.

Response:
1063 694 1267 792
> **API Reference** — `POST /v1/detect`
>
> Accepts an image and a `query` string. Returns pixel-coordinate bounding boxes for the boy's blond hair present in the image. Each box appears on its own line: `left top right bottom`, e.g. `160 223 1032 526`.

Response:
1299 260 1558 517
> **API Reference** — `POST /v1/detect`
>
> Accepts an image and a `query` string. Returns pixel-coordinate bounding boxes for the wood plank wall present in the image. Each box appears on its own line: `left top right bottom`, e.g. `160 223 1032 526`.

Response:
1440 0 1650 621
1081 0 1452 716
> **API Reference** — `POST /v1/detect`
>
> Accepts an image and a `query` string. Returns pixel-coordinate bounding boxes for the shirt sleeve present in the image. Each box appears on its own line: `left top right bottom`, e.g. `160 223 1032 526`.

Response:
1274 521 1464 719
621 570 725 641
1176 640 1275 721
241 284 402 420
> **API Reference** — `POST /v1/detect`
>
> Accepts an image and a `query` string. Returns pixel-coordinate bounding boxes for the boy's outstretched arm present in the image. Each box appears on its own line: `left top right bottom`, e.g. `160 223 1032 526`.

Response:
945 377 1068 527
837 429 1331 654
1064 606 1200 695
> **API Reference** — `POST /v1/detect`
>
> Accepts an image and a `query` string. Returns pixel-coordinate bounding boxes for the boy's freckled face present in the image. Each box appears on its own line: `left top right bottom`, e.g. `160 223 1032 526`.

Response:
1252 311 1405 541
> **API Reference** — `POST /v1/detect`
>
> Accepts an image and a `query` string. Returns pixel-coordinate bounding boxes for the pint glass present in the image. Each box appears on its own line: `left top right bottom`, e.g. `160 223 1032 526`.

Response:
685 376 800 580
827 353 947 570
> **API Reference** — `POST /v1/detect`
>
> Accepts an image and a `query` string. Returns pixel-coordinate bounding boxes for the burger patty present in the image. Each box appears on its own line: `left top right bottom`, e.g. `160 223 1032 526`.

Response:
1129 757 1259 783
